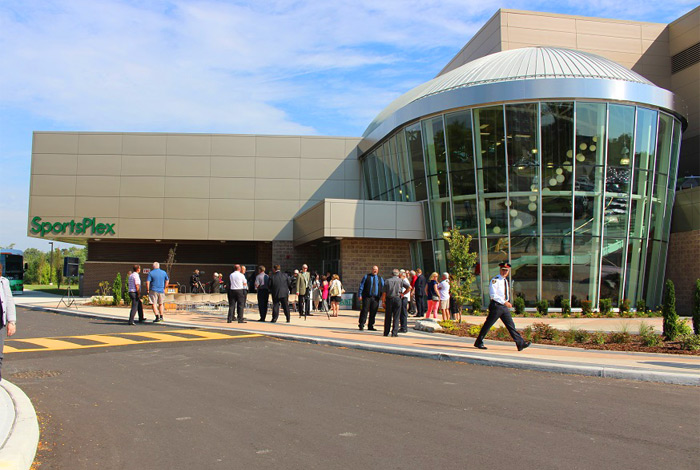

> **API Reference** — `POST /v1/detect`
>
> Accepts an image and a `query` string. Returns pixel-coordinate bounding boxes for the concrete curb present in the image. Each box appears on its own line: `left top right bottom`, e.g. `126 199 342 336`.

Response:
30 305 700 387
0 381 40 470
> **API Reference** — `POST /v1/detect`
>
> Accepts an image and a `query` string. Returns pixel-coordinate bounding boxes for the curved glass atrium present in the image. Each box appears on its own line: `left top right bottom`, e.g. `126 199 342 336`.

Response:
360 101 683 308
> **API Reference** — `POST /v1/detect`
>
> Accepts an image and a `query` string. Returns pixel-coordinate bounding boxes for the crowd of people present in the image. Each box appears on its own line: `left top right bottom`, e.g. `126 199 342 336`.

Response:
124 260 529 351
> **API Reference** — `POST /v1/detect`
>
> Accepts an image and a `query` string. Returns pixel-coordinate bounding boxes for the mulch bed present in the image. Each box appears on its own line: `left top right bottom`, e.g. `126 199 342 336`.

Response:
439 322 700 356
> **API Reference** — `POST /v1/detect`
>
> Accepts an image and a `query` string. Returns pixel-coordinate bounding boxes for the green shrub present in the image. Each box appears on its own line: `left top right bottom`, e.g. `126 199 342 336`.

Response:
636 299 646 314
493 326 510 340
581 300 592 315
678 334 700 351
693 279 700 335
562 330 576 344
677 319 693 336
513 296 525 315
561 299 571 317
536 299 549 316
95 280 111 297
472 297 482 314
522 325 533 341
662 280 680 340
467 325 482 336
608 331 631 344
590 332 606 345
572 328 589 343
112 273 123 306
619 298 631 317
531 322 557 341
640 331 661 347
439 320 457 332
599 298 613 316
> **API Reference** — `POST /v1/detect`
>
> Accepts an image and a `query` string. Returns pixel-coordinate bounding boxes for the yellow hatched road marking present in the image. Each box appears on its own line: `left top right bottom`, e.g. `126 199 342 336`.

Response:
5 330 262 353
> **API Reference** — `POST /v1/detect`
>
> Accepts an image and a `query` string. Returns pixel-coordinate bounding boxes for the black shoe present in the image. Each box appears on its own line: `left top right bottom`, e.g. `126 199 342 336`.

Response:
398 329 408 333
359 326 364 330
391 333 399 337
518 341 531 351
227 319 232 323
368 327 377 331
286 320 291 323
153 317 162 323
474 342 487 350
128 322 135 325
383 334 389 337
238 320 247 323
258 319 265 322
137 319 146 323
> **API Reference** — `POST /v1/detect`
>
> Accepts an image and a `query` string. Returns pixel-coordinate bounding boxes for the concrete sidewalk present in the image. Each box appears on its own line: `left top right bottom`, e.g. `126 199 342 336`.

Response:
14 292 699 386
0 380 40 470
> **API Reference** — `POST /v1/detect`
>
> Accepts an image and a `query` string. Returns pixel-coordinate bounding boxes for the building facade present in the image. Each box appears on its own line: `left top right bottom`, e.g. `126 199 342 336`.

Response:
27 8 697 310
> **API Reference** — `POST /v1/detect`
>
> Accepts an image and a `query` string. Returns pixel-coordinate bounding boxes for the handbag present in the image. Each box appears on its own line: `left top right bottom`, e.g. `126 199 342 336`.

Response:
432 295 440 301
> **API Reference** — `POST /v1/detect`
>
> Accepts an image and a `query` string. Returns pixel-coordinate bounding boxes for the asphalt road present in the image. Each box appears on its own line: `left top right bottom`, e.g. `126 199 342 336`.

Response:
7 307 700 470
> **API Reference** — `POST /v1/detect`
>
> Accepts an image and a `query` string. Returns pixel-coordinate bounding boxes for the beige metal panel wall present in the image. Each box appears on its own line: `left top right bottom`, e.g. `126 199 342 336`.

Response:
499 10 672 90
29 132 362 243
292 199 424 246
440 9 674 89
670 7 699 141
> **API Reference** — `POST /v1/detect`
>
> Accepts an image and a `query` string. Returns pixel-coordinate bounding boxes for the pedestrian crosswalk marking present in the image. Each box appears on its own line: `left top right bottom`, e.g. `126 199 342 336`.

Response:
4 329 262 353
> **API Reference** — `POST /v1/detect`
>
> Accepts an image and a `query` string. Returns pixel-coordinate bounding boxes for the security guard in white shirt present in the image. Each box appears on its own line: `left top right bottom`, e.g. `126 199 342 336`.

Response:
474 262 530 351
0 263 18 380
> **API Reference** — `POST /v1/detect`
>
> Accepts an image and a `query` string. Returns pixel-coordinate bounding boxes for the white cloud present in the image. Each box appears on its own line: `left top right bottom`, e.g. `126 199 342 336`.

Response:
0 0 695 250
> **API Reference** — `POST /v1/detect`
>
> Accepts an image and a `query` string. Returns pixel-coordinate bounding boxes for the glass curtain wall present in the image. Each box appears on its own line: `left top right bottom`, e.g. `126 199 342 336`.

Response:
360 101 682 308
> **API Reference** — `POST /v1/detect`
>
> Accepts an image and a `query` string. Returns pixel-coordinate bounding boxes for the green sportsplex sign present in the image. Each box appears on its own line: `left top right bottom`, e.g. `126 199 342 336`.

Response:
30 216 116 237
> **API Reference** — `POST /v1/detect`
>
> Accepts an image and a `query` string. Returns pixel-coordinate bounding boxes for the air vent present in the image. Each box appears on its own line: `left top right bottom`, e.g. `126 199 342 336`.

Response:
672 42 700 74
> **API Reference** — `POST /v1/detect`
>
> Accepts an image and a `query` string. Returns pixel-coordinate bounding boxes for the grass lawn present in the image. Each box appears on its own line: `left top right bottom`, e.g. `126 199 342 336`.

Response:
24 284 79 296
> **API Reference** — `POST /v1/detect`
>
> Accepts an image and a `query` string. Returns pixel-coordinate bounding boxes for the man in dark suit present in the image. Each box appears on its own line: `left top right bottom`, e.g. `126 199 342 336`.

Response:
413 268 427 318
357 265 384 331
268 264 292 323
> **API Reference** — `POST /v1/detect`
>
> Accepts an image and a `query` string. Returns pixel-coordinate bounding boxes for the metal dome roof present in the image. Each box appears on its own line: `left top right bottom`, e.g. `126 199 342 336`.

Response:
363 47 654 138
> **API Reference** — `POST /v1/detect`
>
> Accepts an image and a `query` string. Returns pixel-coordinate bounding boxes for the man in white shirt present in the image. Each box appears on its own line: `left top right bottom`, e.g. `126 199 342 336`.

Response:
228 264 248 323
438 272 451 322
474 262 530 351
127 264 144 325
0 263 17 380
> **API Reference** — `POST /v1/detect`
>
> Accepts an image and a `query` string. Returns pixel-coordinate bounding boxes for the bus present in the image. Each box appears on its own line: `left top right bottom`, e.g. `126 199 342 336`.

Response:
0 249 25 294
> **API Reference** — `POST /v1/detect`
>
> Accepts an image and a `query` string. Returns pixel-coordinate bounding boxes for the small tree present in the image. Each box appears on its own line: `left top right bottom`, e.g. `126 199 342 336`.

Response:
165 243 178 279
112 273 123 306
445 229 478 312
662 279 680 340
693 279 700 335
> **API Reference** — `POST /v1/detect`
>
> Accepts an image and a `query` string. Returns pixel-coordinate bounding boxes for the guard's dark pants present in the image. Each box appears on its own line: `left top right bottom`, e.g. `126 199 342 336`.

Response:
359 296 380 329
400 297 409 331
383 296 402 336
257 289 270 321
475 301 526 347
0 326 6 381
271 296 291 322
415 294 426 317
228 289 246 322
298 292 310 316
128 292 144 323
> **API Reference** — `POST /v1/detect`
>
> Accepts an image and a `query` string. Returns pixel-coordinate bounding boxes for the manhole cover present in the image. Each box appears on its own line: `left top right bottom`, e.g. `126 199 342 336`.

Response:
10 370 62 379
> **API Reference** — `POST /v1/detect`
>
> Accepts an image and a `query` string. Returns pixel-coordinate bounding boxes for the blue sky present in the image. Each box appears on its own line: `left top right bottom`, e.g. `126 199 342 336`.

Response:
0 0 695 251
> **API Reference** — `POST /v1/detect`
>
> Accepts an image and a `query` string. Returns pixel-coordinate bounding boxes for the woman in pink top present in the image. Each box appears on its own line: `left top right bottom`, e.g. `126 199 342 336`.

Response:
320 275 330 312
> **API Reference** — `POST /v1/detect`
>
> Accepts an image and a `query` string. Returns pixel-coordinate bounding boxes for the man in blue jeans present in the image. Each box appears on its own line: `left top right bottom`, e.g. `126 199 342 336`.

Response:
146 261 169 323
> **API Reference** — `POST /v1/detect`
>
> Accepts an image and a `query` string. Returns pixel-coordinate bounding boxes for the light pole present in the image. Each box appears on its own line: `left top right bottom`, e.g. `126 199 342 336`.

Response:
49 241 54 285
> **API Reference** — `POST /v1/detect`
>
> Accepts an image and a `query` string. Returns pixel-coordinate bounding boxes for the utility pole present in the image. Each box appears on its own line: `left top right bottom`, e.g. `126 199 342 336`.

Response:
49 241 54 285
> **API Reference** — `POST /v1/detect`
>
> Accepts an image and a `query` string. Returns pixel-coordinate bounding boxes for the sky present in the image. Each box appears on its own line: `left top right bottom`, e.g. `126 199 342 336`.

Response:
0 0 695 252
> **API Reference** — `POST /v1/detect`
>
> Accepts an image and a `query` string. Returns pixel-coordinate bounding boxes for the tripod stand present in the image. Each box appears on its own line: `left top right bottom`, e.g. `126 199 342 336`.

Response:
57 285 76 309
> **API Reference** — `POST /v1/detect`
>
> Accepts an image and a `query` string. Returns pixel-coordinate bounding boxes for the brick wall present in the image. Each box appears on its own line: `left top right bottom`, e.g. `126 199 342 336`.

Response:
340 239 412 293
665 229 700 315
